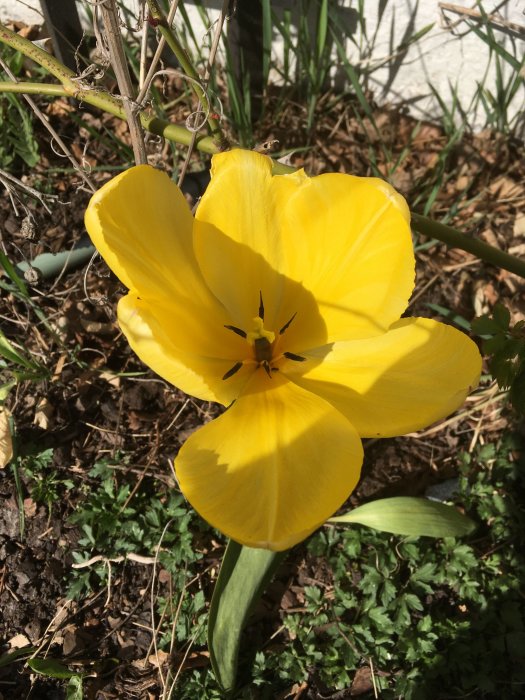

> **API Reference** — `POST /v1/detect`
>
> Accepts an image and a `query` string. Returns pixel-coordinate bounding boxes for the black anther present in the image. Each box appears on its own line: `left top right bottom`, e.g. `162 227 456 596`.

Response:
283 351 306 362
279 312 297 335
222 362 243 380
224 324 247 338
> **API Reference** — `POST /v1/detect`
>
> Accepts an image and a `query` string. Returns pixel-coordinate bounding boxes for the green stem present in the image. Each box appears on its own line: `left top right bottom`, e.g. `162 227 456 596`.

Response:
0 79 219 154
411 213 525 280
0 23 75 82
146 0 228 149
0 81 67 96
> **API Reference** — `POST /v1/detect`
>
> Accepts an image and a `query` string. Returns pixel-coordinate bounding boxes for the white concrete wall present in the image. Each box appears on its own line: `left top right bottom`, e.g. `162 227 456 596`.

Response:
1 0 523 133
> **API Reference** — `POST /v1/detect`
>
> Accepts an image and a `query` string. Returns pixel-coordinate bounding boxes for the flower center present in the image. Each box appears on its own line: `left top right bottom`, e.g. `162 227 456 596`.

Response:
222 293 306 380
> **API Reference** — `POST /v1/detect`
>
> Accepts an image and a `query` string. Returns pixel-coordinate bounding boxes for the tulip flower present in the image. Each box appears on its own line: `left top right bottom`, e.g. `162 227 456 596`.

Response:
85 149 481 551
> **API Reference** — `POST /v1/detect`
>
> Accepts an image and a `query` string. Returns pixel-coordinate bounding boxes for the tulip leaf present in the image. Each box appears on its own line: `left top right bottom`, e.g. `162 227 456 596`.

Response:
27 657 78 679
208 539 286 693
330 497 476 537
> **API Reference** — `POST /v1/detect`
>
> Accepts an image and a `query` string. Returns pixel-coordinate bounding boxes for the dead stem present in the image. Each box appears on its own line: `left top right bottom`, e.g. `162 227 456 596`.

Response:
97 0 147 165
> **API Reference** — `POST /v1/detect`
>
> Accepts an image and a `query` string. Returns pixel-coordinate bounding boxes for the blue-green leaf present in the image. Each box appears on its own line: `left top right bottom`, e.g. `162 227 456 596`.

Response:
330 497 475 537
208 540 286 693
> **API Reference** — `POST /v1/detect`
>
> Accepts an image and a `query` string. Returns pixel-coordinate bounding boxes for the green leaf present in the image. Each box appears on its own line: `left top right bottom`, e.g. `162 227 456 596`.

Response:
316 0 328 60
0 646 37 668
0 250 28 297
330 497 476 537
0 329 37 369
493 303 511 331
425 303 471 331
208 540 286 693
0 380 16 402
66 675 83 700
27 657 77 679
471 315 500 336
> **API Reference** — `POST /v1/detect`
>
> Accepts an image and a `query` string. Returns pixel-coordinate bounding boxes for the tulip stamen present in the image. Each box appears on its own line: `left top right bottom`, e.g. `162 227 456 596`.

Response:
222 361 243 380
262 361 272 378
283 351 307 362
259 290 265 320
224 324 247 338
279 312 297 335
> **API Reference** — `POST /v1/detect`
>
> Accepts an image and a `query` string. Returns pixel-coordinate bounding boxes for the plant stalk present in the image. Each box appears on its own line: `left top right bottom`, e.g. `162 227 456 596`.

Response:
97 0 147 165
0 21 219 156
411 213 525 279
146 0 228 149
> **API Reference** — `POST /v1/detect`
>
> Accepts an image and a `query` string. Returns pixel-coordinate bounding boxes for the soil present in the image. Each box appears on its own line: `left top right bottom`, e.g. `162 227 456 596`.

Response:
1 58 524 699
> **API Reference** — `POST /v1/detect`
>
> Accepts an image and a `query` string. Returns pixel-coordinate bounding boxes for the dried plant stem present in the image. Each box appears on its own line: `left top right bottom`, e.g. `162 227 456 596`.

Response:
137 0 180 101
203 0 229 84
0 23 218 154
177 0 229 188
146 0 228 149
98 0 147 165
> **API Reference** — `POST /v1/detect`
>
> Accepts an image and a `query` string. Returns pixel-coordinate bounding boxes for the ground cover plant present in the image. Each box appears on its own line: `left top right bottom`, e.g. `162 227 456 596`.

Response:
0 1 524 698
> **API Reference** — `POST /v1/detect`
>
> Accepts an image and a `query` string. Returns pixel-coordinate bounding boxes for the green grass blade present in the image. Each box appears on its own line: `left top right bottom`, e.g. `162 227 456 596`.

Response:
425 302 471 331
0 329 37 369
261 0 272 88
470 19 522 73
208 539 286 693
0 250 28 297
317 0 328 61
0 646 37 668
330 497 476 537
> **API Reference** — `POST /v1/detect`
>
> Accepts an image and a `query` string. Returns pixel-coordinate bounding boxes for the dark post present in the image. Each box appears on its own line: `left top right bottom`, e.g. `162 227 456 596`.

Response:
40 0 84 73
228 0 264 122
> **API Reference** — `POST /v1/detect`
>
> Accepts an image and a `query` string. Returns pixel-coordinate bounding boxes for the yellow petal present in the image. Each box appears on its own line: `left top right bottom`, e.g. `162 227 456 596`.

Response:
193 150 289 335
176 372 363 550
286 318 482 437
194 149 414 344
118 294 255 405
85 165 217 307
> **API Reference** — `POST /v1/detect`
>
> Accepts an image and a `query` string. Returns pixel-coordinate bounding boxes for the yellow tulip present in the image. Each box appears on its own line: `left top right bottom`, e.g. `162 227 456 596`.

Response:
85 149 481 551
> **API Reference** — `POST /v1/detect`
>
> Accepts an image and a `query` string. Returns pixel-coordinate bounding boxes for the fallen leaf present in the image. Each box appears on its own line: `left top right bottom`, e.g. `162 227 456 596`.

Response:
34 398 54 430
0 407 13 468
489 176 521 199
23 498 37 518
100 372 121 388
513 215 525 237
9 633 31 649
148 650 169 668
480 229 500 249
351 666 373 695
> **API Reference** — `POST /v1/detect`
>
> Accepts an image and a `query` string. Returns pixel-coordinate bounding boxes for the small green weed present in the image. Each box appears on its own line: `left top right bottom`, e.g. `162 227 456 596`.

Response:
21 447 74 512
68 461 207 648
472 303 525 413
0 47 39 169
